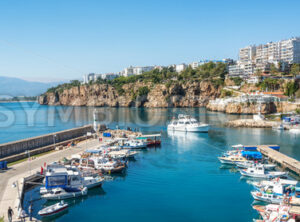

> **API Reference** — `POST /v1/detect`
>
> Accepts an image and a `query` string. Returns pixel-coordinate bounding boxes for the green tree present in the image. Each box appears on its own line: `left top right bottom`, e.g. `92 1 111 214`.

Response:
270 64 278 74
291 64 300 77
284 81 299 97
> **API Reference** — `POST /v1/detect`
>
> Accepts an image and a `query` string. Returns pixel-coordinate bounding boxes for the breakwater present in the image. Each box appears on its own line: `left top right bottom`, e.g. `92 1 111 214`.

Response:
0 125 93 162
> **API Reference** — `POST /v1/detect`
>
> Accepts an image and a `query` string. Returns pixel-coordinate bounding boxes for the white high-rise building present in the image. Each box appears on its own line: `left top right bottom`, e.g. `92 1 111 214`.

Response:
229 37 300 77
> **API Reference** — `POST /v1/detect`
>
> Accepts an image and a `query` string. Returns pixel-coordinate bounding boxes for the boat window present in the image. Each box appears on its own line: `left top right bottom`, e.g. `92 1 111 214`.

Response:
185 122 190 125
178 121 184 124
173 121 177 125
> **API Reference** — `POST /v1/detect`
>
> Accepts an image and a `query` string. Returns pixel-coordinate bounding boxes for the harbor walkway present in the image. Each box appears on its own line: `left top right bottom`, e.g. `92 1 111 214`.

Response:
0 138 101 222
257 145 300 176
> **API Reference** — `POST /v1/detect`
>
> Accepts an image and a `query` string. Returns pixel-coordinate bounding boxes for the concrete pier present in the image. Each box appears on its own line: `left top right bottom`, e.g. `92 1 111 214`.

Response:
257 145 300 176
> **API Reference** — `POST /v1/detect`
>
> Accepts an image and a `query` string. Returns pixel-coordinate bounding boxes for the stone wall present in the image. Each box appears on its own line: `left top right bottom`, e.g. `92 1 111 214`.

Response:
0 125 93 159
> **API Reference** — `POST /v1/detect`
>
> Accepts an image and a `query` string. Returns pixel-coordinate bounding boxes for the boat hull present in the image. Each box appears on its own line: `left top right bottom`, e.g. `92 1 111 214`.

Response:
167 125 209 132
38 204 69 217
251 191 283 204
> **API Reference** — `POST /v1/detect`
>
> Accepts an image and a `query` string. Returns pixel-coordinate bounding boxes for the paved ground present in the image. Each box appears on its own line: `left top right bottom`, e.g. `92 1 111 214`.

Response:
0 138 101 222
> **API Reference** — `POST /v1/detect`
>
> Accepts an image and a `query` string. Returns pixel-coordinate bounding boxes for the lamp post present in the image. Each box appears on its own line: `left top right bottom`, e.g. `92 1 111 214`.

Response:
53 134 57 149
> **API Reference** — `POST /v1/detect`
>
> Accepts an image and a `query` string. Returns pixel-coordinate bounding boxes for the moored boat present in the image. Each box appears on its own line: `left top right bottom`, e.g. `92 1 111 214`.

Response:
218 155 247 165
239 166 287 179
38 201 69 217
167 114 209 132
41 187 88 200
236 161 276 170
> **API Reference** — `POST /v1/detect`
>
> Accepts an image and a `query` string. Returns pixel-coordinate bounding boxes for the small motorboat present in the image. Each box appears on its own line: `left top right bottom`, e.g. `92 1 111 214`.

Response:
239 166 287 179
41 187 88 200
218 155 247 165
236 161 276 170
273 124 285 131
38 201 69 217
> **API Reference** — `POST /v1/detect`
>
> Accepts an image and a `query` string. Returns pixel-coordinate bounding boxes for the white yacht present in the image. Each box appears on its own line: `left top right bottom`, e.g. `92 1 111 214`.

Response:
167 114 209 132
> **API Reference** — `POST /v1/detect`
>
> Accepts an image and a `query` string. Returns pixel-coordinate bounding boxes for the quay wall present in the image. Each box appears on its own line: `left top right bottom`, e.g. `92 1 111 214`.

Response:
0 125 93 160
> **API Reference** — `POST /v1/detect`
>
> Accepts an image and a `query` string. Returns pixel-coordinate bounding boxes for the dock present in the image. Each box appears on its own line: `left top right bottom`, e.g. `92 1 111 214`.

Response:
256 145 300 176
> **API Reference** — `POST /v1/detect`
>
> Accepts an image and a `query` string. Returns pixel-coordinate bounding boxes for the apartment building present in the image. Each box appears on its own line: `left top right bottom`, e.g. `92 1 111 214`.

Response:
121 66 155 77
229 37 300 77
175 63 187 73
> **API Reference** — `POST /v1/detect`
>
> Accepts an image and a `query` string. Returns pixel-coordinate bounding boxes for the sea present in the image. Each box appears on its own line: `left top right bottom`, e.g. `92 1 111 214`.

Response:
1 102 300 222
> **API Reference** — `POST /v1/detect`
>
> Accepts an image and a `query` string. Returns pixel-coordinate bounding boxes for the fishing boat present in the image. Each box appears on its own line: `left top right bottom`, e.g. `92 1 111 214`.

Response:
119 139 147 149
239 166 288 179
107 150 138 159
136 134 161 147
253 204 292 222
218 155 247 165
251 178 298 190
38 201 69 217
236 161 276 170
167 114 209 132
81 157 127 174
41 187 88 200
251 191 283 204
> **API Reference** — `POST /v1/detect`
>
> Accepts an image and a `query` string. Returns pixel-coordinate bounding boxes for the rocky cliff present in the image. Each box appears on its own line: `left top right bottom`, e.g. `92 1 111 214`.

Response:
39 81 221 108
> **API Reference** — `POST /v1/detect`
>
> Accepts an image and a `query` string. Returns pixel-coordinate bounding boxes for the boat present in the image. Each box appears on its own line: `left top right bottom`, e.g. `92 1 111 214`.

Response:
251 191 283 204
167 114 209 132
239 166 288 179
273 124 285 131
119 139 147 149
136 134 161 147
38 201 69 217
80 157 127 174
40 164 103 194
252 203 293 222
107 150 138 159
218 155 247 165
251 178 298 190
41 187 88 200
236 161 276 170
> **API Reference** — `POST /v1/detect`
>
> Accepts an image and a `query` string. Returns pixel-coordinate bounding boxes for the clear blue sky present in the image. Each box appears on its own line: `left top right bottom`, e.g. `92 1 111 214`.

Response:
0 0 299 82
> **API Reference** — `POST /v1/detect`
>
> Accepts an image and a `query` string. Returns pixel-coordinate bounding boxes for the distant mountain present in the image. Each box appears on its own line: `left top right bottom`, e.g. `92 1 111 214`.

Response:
0 76 64 97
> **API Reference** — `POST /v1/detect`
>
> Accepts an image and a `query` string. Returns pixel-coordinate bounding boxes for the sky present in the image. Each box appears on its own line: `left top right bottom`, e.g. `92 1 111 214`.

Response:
0 0 299 82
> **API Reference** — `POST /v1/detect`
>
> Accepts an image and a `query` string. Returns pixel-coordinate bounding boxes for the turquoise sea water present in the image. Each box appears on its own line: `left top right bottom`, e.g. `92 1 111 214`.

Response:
2 102 300 221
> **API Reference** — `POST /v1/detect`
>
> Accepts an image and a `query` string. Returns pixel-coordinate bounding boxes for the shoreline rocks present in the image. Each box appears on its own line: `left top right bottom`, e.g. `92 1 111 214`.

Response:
226 119 277 128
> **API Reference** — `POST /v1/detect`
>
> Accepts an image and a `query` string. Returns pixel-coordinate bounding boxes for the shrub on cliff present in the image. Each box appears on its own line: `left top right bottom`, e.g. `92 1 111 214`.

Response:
230 77 243 86
284 81 299 97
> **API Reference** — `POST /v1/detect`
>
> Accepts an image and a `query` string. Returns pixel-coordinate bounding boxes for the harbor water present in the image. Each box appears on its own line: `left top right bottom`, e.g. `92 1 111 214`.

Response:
2 102 300 221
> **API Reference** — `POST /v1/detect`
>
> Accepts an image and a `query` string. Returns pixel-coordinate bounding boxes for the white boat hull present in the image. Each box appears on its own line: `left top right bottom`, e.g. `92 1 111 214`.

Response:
42 188 88 200
251 191 283 204
167 124 209 132
240 170 287 179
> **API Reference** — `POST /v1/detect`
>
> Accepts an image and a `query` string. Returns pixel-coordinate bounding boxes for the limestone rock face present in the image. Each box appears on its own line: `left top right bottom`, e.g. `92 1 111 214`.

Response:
206 101 277 114
39 81 221 108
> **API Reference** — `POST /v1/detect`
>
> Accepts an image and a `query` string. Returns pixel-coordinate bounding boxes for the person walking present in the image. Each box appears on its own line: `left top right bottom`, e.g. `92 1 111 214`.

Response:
7 207 13 222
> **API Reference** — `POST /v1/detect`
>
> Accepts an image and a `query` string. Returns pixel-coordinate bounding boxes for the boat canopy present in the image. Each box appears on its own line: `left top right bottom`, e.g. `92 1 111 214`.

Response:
243 146 257 151
241 151 262 160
